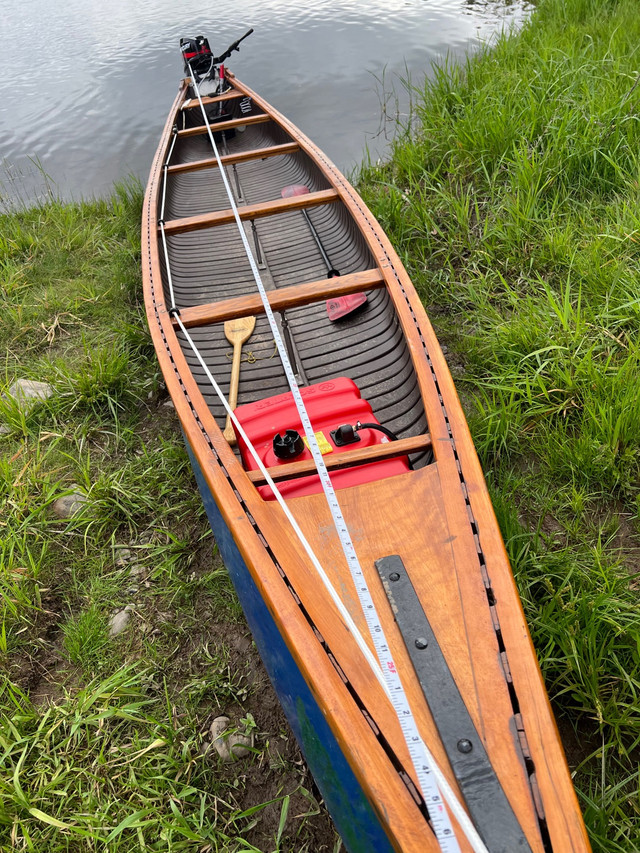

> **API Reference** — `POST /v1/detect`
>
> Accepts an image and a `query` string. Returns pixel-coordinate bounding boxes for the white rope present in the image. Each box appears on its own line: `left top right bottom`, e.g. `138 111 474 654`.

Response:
167 63 489 853
159 132 179 310
173 313 388 687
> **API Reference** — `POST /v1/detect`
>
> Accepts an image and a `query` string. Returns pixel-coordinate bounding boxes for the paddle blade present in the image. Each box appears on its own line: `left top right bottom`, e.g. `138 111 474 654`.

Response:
326 292 368 321
224 315 256 346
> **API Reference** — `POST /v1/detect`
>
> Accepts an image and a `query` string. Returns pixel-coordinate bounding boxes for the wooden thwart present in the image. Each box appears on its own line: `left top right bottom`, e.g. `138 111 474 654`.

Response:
162 188 340 235
167 142 300 175
177 113 269 138
247 434 432 486
171 269 384 328
181 89 245 109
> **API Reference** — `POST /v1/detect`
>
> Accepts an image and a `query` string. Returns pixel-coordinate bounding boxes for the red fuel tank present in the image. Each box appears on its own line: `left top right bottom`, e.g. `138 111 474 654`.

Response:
234 377 410 500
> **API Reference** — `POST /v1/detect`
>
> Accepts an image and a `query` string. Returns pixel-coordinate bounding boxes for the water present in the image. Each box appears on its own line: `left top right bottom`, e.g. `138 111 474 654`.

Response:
0 0 531 206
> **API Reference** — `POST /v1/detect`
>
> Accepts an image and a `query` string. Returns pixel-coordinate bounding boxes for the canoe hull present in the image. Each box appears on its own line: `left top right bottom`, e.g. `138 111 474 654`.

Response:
184 436 395 853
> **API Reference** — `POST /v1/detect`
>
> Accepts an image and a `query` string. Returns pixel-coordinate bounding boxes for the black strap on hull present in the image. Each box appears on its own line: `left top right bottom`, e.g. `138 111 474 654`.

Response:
375 554 533 853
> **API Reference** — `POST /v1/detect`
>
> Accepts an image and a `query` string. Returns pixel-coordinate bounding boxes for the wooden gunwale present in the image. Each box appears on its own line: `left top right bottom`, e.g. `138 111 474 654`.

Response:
176 112 269 137
166 141 300 174
246 433 432 485
143 81 461 853
162 188 339 236
170 269 384 328
144 77 591 852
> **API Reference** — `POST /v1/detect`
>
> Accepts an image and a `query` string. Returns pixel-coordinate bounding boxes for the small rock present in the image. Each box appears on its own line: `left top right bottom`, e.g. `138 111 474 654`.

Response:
162 399 175 410
0 424 10 435
52 490 88 519
128 563 145 578
8 379 54 404
210 716 230 735
209 716 254 763
109 609 131 637
115 547 133 567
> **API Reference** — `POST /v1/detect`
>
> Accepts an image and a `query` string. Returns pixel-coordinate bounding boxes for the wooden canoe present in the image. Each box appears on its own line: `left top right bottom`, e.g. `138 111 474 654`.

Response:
142 68 591 853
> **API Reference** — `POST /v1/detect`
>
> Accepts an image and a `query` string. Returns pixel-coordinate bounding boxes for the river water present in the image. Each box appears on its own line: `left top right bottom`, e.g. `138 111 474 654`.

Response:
0 0 531 206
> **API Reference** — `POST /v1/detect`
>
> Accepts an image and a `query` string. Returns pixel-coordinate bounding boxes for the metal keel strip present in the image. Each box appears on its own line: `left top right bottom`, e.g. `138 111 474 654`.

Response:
171 66 490 853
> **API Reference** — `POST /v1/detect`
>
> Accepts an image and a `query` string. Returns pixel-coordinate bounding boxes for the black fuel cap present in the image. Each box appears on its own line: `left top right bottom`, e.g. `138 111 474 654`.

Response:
273 429 305 460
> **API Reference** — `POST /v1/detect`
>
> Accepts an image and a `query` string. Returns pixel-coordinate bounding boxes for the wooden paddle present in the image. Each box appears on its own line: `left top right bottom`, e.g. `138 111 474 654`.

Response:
223 316 256 444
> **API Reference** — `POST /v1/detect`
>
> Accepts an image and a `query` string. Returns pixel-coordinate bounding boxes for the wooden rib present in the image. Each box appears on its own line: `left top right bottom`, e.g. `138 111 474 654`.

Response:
181 89 245 109
246 434 432 486
163 188 339 236
172 269 384 328
167 142 300 175
177 112 269 138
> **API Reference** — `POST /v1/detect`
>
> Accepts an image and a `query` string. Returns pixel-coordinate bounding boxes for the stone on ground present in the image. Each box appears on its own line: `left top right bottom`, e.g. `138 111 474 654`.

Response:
109 609 131 637
209 716 254 762
8 379 54 404
52 490 89 518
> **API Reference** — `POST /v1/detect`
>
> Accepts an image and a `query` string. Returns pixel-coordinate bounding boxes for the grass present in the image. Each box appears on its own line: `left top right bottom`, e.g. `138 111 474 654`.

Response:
358 0 640 848
0 184 339 851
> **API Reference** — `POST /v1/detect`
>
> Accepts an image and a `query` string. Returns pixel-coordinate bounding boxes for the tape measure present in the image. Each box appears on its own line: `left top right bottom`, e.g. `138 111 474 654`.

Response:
183 69 487 853
280 373 461 852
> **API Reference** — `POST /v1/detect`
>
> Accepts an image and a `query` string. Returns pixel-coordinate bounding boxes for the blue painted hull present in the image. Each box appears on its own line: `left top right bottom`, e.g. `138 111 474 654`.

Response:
185 440 395 853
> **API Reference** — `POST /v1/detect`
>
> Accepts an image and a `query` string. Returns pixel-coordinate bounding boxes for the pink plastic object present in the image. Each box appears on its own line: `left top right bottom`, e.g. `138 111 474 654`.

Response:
326 292 368 321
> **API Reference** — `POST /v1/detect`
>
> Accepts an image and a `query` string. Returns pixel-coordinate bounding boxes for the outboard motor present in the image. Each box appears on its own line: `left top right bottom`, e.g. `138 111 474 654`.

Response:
180 29 254 84
180 35 214 79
